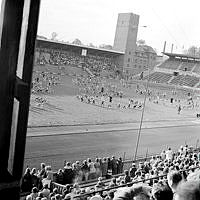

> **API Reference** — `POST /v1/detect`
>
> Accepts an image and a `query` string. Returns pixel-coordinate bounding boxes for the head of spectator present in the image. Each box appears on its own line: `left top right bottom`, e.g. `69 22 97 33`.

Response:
25 167 31 175
31 168 37 175
152 182 173 200
41 163 46 170
167 171 183 193
38 192 43 198
26 187 38 200
63 184 72 196
85 187 91 193
175 181 200 200
113 184 152 200
187 169 200 181
64 162 72 169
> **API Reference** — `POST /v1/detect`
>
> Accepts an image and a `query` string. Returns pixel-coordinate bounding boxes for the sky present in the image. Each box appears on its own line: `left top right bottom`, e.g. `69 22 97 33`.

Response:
1 0 200 54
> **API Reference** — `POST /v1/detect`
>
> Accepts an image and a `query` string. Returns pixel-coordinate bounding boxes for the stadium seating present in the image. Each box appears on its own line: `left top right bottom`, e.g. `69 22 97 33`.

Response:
180 75 200 87
143 72 173 84
169 74 185 85
192 63 200 74
158 59 181 70
169 74 200 87
21 145 200 200
35 48 117 76
179 61 195 72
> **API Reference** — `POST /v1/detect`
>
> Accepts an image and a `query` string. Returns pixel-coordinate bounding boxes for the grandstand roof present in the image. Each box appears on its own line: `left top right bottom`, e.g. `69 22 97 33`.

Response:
36 38 124 57
163 52 200 60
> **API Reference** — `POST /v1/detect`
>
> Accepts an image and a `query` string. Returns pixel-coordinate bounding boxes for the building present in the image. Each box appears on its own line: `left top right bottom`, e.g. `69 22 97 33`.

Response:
113 13 140 74
133 44 157 74
113 12 157 75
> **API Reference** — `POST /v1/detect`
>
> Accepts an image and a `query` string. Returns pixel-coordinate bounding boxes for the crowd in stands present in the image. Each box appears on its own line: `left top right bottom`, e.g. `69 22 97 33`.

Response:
21 145 200 200
35 48 117 76
32 71 61 94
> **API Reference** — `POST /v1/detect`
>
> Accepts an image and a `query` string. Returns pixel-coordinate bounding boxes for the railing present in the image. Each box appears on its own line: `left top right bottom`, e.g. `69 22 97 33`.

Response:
51 147 200 192
73 166 199 199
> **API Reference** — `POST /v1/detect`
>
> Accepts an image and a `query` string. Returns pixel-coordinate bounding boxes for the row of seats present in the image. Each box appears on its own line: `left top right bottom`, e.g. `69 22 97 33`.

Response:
158 59 200 74
143 72 200 88
159 59 181 70
143 72 173 83
179 62 196 72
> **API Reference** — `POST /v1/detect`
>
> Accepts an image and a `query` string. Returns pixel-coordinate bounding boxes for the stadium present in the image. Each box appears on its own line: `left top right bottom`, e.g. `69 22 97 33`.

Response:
1 2 200 200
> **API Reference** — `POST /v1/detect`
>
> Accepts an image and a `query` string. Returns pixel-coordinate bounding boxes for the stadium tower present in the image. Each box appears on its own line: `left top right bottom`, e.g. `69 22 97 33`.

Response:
113 13 140 75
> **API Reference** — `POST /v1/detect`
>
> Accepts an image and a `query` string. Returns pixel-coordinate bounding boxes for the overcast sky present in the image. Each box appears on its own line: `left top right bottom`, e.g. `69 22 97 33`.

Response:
1 0 200 54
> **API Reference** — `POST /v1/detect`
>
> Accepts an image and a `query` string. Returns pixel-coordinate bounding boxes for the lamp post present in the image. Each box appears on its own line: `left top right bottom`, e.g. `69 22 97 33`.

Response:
133 26 149 161
133 60 150 161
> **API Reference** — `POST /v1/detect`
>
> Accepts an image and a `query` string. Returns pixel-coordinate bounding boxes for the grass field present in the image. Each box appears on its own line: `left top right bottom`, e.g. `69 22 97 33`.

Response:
29 66 200 127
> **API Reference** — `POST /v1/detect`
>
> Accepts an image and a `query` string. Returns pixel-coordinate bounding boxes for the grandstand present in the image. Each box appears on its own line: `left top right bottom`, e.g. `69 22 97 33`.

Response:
35 38 124 76
158 59 181 70
143 71 173 83
142 52 200 89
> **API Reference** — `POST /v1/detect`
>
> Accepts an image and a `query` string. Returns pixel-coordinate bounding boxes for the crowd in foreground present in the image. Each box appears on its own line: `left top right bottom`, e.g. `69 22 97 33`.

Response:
22 145 200 200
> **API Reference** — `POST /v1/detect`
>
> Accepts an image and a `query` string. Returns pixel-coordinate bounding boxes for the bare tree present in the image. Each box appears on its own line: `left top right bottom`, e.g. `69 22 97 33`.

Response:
51 32 58 40
186 46 199 57
72 38 82 45
137 39 146 45
99 44 112 50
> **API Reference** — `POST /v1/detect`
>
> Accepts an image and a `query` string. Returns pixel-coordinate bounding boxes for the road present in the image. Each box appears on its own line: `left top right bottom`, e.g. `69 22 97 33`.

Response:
24 123 200 170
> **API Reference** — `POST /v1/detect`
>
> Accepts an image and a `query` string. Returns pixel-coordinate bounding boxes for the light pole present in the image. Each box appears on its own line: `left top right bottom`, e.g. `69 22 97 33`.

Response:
133 26 149 161
133 60 150 161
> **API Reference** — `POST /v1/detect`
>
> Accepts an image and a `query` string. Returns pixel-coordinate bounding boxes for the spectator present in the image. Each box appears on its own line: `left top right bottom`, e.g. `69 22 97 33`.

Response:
152 182 173 200
108 178 118 188
111 156 118 175
101 157 108 177
166 148 173 161
41 184 50 198
117 157 123 174
124 170 131 184
62 184 72 197
113 184 152 200
129 163 137 178
81 160 89 181
63 162 74 184
94 158 102 178
26 187 38 200
56 169 64 184
21 167 33 192
38 163 47 179
88 158 96 180
31 168 39 188
175 180 200 200
167 171 183 198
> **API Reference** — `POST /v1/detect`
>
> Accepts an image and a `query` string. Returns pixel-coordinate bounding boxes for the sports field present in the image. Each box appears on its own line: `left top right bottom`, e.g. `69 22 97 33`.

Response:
25 71 200 171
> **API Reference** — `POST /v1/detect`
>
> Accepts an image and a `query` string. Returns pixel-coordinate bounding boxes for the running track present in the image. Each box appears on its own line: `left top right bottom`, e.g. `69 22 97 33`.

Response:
24 122 200 170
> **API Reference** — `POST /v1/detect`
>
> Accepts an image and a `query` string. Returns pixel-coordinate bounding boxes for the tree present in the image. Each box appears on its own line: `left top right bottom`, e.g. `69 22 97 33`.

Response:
99 44 112 50
51 32 58 40
89 43 95 47
185 46 200 57
72 38 82 45
187 46 198 56
137 39 146 45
